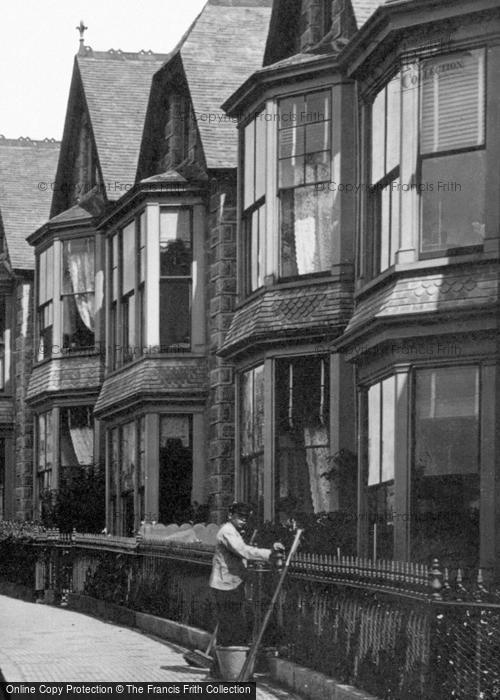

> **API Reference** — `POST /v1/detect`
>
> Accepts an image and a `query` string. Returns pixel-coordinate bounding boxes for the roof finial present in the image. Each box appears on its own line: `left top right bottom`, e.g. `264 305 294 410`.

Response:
76 20 88 55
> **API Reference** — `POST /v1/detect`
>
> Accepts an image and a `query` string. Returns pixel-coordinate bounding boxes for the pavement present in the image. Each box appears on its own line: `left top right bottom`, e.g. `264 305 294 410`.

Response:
0 595 302 699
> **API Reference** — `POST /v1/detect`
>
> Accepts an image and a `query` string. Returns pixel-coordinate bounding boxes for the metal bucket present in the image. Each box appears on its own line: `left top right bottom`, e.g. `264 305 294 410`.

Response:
215 646 249 680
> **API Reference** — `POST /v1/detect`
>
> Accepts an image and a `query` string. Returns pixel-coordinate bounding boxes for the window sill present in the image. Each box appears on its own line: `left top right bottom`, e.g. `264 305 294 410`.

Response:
236 271 344 311
355 249 499 300
33 349 103 368
104 351 205 379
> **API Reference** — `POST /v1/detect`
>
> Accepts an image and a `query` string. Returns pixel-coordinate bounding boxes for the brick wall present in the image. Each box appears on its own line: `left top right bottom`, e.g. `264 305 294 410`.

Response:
13 277 34 519
207 174 237 524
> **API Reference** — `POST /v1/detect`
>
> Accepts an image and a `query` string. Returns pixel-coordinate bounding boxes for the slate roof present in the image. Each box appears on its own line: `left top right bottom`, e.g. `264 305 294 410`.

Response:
0 137 60 270
220 282 354 357
75 49 169 199
153 0 273 170
94 357 208 416
342 264 499 342
26 356 104 402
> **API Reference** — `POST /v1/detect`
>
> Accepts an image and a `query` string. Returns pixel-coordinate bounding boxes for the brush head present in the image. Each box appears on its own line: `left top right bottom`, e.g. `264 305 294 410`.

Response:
183 650 213 668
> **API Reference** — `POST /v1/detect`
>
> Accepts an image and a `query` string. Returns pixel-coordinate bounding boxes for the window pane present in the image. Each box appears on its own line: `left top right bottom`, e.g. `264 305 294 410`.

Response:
248 205 265 293
275 357 330 518
122 222 135 294
60 407 94 481
371 88 386 184
159 280 191 350
415 367 479 477
305 121 330 154
279 156 305 189
139 213 146 283
63 238 95 294
368 382 380 486
279 126 305 159
305 150 330 184
39 250 46 302
280 186 332 276
421 150 485 253
112 235 119 301
62 294 95 350
255 114 266 201
306 91 330 122
120 421 136 493
253 364 264 451
160 209 192 276
240 369 253 457
421 49 485 154
413 366 480 567
381 377 395 482
278 95 304 128
386 77 400 174
244 120 255 209
159 415 192 524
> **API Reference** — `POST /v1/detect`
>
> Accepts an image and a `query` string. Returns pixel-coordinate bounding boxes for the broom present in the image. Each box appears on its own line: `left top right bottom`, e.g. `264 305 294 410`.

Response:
183 623 219 668
183 528 257 668
238 528 303 682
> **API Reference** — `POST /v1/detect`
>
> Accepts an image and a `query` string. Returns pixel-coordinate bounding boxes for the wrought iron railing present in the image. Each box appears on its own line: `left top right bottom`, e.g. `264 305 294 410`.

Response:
1 528 499 699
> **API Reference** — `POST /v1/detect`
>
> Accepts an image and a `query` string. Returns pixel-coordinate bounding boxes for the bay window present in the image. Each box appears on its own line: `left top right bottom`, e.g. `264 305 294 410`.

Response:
243 112 266 293
412 366 480 565
62 237 95 351
275 356 330 520
37 246 54 360
159 208 192 351
240 365 264 520
370 77 400 274
419 49 485 255
278 90 332 277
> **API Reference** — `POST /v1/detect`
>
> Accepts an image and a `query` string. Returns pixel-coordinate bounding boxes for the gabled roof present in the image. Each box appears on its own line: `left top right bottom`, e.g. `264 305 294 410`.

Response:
77 49 169 196
52 48 169 215
0 137 60 270
263 0 384 66
351 0 385 28
140 0 272 173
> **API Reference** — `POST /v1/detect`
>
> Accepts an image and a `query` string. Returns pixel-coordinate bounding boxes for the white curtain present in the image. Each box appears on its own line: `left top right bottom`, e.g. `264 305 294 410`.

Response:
67 242 95 332
69 425 94 466
304 425 330 513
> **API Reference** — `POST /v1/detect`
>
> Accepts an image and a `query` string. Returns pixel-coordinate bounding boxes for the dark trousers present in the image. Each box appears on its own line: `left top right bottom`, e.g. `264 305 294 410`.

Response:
213 585 248 647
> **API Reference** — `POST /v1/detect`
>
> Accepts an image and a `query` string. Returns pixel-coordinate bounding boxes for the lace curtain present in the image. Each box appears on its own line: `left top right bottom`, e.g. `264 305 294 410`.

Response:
65 240 95 332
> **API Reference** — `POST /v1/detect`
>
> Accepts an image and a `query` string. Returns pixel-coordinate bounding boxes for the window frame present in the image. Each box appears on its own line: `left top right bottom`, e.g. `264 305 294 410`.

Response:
158 206 193 353
277 89 333 280
417 48 487 259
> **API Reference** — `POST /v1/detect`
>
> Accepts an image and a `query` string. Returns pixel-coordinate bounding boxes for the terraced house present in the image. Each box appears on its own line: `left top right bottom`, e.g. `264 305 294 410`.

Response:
222 0 500 577
4 0 500 581
0 136 60 521
26 0 273 535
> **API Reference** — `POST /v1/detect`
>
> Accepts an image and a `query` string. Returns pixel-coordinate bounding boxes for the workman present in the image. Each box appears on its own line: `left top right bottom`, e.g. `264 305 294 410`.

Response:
209 502 285 647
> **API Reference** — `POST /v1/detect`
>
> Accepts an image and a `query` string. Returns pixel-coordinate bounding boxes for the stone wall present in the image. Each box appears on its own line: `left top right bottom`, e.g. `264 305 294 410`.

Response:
13 277 34 519
207 174 237 523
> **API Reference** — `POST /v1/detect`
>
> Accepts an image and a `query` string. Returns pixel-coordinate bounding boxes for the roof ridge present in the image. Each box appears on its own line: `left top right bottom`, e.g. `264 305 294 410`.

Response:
0 136 60 146
78 46 170 61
